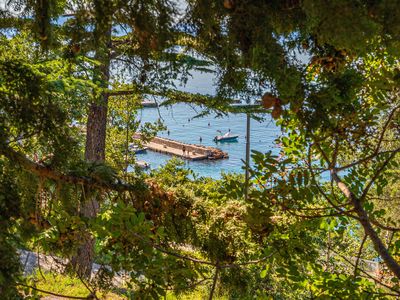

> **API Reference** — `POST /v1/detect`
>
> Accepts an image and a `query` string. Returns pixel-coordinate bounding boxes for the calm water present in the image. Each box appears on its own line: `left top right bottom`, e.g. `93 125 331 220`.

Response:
134 71 281 179
135 103 281 178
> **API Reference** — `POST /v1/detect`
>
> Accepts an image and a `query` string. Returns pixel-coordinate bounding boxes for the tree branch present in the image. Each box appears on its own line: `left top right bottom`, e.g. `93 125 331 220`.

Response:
17 283 92 299
209 262 219 300
130 231 275 269
369 217 400 232
330 170 400 279
360 148 400 201
310 137 400 278
354 234 367 277
330 248 400 296
336 104 400 172
307 144 356 218
0 144 140 192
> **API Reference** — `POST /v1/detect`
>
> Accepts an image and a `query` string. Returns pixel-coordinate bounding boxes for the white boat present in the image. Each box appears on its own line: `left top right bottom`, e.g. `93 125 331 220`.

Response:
214 131 239 142
141 99 158 108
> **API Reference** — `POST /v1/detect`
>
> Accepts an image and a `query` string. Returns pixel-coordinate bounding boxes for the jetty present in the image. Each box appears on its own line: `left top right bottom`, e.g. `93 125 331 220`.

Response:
133 133 228 161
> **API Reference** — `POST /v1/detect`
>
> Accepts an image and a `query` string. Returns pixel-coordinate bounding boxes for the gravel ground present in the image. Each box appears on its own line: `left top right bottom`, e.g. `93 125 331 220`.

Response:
19 249 128 287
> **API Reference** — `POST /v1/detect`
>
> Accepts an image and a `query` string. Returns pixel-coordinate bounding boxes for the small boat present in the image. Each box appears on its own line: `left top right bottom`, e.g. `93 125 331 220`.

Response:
214 131 239 142
141 99 158 108
136 160 150 169
129 144 148 154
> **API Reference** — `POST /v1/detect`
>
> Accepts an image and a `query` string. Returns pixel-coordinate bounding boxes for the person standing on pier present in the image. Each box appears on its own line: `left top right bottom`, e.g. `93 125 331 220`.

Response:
182 145 186 155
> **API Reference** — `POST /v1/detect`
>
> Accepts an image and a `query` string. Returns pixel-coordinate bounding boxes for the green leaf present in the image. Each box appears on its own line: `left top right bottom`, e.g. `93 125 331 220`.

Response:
260 269 268 278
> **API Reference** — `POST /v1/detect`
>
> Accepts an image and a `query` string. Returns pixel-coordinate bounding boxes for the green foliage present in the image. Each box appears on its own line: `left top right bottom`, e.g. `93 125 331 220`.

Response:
3 0 400 299
94 200 201 298
0 163 24 298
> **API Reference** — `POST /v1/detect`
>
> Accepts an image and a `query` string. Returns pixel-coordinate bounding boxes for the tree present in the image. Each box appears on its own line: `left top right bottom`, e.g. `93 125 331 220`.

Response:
2 0 192 277
0 30 92 297
4 0 400 298
1 0 227 290
185 0 400 294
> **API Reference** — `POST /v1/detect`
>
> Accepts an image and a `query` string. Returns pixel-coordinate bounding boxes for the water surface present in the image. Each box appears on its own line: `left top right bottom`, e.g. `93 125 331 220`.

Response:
136 103 281 178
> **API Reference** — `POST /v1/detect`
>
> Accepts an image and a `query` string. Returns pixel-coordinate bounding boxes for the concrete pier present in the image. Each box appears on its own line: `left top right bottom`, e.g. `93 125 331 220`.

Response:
133 133 228 161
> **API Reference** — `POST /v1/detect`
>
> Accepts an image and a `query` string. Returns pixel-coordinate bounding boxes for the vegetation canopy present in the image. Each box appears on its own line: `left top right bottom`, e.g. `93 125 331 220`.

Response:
2 0 400 299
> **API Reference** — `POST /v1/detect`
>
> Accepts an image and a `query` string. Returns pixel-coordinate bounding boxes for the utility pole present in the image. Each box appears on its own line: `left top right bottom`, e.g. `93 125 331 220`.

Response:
245 112 250 201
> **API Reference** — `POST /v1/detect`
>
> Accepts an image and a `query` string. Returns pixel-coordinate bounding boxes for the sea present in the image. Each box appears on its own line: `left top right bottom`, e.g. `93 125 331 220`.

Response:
135 71 281 179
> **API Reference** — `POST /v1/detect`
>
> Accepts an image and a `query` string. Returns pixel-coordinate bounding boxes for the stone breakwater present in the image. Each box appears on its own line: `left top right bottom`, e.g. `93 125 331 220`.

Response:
133 133 228 161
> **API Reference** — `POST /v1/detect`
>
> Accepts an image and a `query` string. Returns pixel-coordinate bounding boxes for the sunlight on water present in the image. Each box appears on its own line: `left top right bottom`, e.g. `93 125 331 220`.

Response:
132 71 282 178
135 103 281 178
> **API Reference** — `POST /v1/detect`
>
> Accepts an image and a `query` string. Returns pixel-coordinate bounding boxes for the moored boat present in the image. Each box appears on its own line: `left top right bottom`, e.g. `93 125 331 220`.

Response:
213 131 239 142
129 144 148 154
136 160 150 169
141 99 158 108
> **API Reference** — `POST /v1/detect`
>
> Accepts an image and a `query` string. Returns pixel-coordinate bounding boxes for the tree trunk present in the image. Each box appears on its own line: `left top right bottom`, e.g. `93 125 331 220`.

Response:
69 193 100 278
70 1 112 278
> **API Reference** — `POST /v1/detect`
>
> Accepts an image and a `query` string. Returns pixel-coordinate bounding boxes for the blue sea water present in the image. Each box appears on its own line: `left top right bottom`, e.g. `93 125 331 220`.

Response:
134 72 282 179
135 104 281 178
